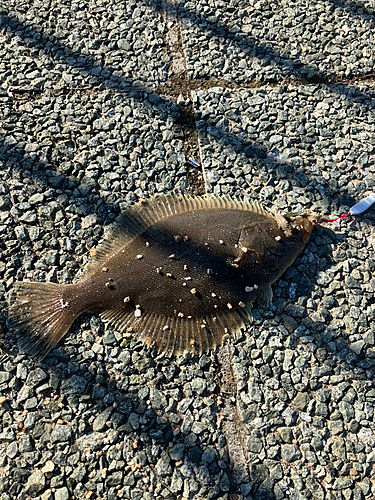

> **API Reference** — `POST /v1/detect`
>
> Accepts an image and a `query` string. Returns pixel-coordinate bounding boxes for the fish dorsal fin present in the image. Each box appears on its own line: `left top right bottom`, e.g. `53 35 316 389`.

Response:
100 301 254 356
83 193 271 277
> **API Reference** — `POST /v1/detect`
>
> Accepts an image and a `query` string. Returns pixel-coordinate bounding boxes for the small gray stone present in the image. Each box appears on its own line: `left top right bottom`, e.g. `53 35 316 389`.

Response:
93 407 113 432
201 449 216 465
122 472 135 486
29 193 44 204
333 478 353 490
19 211 37 223
170 469 183 493
71 464 87 482
156 455 172 476
61 375 87 395
177 398 192 414
128 412 139 430
197 465 210 486
219 472 230 492
247 437 263 453
207 171 220 183
331 438 346 460
81 214 97 229
0 372 10 384
24 470 45 496
250 464 269 483
54 487 69 500
50 424 72 443
26 368 48 388
106 471 123 486
43 250 59 266
102 331 116 345
18 435 33 453
17 385 32 404
6 441 18 459
149 388 167 410
76 433 105 451
281 444 301 462
191 421 206 434
0 428 15 442
293 392 309 411
349 340 365 355
14 226 28 241
169 443 185 461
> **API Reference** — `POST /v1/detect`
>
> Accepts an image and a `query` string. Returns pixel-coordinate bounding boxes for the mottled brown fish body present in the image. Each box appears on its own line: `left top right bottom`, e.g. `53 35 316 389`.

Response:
9 194 318 359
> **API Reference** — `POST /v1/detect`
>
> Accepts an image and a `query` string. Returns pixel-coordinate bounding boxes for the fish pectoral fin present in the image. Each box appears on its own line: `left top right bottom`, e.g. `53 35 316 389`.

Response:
256 285 273 308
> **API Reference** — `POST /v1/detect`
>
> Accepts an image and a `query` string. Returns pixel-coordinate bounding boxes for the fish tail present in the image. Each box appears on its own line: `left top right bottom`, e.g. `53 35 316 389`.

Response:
9 281 81 360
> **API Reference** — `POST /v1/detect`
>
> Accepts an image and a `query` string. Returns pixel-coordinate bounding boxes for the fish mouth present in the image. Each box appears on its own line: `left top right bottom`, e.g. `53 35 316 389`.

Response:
284 212 322 226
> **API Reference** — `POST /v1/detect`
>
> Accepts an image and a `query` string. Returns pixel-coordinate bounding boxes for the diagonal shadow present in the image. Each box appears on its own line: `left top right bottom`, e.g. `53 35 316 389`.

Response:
1 3 375 497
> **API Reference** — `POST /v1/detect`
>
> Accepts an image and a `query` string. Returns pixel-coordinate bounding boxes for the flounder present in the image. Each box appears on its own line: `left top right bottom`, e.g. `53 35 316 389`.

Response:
9 193 319 360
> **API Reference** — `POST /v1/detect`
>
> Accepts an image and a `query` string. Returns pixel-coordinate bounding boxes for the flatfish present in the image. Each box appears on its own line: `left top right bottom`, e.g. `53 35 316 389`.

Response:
9 193 318 360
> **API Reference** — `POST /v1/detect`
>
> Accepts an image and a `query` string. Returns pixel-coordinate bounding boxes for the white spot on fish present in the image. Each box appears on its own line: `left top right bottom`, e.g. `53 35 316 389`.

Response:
178 312 184 317
168 254 176 259
134 305 142 318
190 288 197 295
145 241 150 247
211 292 216 297
254 284 258 289
207 269 213 275
275 235 281 241
183 264 189 271
60 299 70 309
136 254 143 260
245 286 254 292
227 303 233 310
101 267 108 272
219 239 224 245
124 296 131 303
163 325 169 330
241 246 248 253
238 301 246 308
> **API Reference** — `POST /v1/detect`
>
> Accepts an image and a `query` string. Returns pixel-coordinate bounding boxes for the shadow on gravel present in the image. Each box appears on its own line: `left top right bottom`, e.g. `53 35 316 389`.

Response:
327 0 375 17
8 336 237 499
1 4 375 499
1 5 374 206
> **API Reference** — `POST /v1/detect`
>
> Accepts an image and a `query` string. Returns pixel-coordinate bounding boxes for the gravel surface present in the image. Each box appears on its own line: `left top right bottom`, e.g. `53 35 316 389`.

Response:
0 1 171 91
1 0 375 499
179 0 375 82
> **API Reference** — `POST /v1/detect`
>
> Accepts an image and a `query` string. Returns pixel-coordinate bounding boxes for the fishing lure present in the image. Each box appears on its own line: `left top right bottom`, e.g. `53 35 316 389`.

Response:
321 193 375 222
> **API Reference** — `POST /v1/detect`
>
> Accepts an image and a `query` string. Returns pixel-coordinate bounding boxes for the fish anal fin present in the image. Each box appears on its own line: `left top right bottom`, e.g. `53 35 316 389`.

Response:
104 302 254 356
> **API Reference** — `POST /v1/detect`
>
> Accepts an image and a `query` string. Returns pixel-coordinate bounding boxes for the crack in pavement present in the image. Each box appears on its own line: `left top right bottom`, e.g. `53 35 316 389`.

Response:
217 344 251 498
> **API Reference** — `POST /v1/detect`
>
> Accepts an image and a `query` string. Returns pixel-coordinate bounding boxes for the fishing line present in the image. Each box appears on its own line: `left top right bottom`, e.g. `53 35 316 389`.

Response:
320 193 375 223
